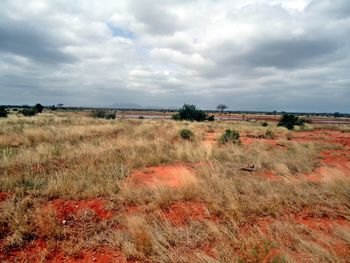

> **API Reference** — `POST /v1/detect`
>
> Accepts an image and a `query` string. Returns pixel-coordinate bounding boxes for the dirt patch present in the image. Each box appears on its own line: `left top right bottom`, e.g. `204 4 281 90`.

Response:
0 192 10 202
49 199 113 222
160 201 218 225
241 137 281 146
127 164 197 188
51 248 127 263
2 241 126 263
203 132 219 146
291 130 350 148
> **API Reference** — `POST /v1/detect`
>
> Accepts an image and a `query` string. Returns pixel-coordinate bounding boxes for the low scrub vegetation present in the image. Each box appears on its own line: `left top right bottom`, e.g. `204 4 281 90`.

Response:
179 128 194 140
0 112 349 262
278 113 304 130
91 109 116 119
219 129 240 144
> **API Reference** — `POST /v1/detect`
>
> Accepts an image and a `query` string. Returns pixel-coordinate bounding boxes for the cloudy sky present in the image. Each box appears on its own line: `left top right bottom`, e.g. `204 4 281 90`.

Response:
1 0 349 112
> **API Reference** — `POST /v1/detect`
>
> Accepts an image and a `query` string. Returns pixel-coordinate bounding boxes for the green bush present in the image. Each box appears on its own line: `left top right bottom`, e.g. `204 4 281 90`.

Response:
0 107 8 118
20 108 37 116
278 114 304 130
261 121 268 127
172 104 207 122
171 113 181 120
91 109 116 119
179 129 194 140
219 129 240 144
208 115 215 121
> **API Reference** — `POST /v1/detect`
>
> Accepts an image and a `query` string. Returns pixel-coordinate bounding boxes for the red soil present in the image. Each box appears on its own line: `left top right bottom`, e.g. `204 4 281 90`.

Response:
291 130 350 147
203 132 219 145
49 199 113 221
160 201 218 225
0 192 10 202
241 137 280 146
3 241 126 263
51 248 127 263
127 164 197 188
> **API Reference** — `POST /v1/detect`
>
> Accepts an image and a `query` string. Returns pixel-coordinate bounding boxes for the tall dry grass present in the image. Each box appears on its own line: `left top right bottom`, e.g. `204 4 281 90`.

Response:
0 112 349 262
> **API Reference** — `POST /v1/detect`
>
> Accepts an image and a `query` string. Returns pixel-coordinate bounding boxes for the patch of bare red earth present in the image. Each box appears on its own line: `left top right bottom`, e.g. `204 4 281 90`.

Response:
3 241 126 263
127 163 198 188
49 199 113 221
0 192 10 202
203 132 219 145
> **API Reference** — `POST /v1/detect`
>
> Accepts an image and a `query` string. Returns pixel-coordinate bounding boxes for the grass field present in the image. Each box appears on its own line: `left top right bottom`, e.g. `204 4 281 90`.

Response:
0 112 350 262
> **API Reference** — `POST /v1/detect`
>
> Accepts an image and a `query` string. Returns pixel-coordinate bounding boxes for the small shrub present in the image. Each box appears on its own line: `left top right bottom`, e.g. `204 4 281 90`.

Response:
20 108 37 117
278 114 304 130
179 129 194 140
219 129 240 144
0 106 8 118
105 112 116 120
91 109 116 119
208 115 215 121
138 116 144 119
261 121 268 127
171 113 181 120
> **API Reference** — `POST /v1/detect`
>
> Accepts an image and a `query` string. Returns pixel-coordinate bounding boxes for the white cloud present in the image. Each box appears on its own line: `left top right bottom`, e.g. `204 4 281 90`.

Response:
0 0 349 111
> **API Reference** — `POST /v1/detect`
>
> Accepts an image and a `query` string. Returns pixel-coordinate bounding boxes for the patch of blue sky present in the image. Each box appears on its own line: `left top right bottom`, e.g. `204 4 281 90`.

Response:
106 22 136 39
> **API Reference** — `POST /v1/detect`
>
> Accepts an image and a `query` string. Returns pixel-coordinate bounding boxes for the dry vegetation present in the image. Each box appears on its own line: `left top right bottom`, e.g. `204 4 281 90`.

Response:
0 112 349 262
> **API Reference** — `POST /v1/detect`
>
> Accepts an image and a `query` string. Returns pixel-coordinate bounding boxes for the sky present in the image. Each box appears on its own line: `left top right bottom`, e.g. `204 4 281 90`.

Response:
0 0 349 112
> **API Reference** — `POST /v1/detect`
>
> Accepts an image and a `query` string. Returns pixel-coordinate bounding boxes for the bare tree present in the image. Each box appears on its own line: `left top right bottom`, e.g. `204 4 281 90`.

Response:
216 104 228 114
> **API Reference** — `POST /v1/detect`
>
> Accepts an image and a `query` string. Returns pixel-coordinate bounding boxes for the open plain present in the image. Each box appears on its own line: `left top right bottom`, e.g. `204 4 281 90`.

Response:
0 111 350 262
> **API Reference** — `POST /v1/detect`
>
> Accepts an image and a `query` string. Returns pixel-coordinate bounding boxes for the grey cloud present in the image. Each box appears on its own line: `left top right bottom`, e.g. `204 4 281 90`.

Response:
235 37 339 69
0 19 76 64
129 0 183 35
306 0 350 18
0 0 349 112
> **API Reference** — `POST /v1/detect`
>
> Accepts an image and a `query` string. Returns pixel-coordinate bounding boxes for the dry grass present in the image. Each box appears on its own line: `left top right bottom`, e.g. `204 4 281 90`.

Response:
0 112 349 262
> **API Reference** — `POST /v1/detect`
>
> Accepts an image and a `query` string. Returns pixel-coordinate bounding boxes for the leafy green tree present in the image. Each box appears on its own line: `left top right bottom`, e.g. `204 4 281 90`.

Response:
277 114 304 130
173 104 207 122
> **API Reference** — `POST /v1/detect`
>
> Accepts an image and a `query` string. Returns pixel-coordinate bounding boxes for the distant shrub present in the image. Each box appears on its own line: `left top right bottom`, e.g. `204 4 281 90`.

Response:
179 128 194 140
0 106 8 118
173 104 207 122
219 129 240 144
138 115 144 119
20 108 37 116
208 115 215 121
261 121 268 127
91 109 116 119
34 103 44 113
278 114 304 130
172 113 181 120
